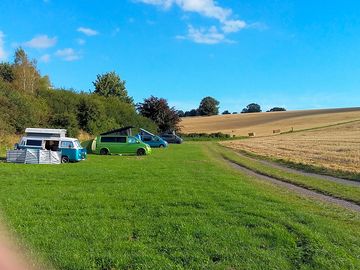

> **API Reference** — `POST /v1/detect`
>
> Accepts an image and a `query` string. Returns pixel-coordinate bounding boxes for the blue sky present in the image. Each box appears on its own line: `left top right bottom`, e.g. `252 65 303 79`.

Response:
0 0 359 112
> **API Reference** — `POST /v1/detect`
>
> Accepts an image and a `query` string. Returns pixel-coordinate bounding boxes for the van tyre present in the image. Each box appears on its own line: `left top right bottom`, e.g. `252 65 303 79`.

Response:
137 148 146 156
100 148 109 155
159 144 164 148
61 156 70 163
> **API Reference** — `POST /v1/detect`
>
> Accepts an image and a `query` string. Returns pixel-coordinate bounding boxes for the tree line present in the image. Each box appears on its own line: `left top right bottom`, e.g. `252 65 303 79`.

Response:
0 48 181 137
178 97 286 117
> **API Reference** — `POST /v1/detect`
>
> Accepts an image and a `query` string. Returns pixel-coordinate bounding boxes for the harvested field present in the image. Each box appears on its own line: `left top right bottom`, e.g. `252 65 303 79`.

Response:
222 121 360 175
181 107 360 136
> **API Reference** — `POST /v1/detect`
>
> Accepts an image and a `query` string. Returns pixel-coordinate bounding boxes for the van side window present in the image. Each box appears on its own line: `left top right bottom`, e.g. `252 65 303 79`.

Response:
26 140 42 146
101 137 126 143
128 137 137 144
61 141 73 148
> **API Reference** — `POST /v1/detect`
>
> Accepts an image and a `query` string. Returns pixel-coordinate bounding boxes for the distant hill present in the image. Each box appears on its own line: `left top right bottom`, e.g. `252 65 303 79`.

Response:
180 107 360 136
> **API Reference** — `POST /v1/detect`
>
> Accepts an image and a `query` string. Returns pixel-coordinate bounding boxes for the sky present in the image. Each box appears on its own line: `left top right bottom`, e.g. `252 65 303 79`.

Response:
0 0 359 112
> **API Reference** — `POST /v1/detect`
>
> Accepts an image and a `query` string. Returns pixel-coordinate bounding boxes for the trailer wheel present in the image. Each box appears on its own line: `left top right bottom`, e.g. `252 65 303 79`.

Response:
61 156 70 163
100 148 109 155
137 148 146 156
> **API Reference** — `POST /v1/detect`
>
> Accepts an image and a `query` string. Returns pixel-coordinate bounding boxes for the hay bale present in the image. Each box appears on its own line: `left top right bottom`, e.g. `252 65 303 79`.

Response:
248 132 255 137
273 129 281 134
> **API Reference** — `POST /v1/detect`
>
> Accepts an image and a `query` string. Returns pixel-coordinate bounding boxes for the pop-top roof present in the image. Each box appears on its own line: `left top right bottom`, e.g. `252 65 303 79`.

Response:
100 126 134 136
25 128 67 138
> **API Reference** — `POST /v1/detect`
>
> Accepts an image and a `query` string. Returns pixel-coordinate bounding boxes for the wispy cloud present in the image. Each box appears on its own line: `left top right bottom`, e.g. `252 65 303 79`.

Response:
177 25 229 44
55 48 80 61
39 54 51 63
24 35 57 49
0 31 7 60
136 0 248 44
77 27 99 36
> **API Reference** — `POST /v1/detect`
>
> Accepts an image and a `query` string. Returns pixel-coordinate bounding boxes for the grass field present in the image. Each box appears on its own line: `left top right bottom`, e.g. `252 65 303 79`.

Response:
1 143 360 269
223 121 360 178
180 107 360 136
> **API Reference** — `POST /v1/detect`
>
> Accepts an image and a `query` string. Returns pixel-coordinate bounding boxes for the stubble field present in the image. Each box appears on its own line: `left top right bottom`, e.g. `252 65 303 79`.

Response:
222 121 360 176
181 107 360 137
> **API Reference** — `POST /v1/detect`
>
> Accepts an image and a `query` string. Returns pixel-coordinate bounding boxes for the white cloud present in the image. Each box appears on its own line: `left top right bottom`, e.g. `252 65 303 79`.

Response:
0 31 7 60
77 27 99 36
177 25 227 44
137 0 249 44
55 48 80 61
222 19 246 33
39 54 51 63
24 35 57 49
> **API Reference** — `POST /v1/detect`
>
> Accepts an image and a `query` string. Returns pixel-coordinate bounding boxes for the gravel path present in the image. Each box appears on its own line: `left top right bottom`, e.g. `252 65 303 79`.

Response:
236 152 360 186
226 159 360 213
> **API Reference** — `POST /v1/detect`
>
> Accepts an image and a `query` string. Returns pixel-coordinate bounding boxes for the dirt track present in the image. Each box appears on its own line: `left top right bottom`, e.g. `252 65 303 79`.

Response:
226 159 360 213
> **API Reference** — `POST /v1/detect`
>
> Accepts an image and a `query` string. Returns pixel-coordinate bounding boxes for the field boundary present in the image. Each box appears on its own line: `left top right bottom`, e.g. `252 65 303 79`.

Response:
225 158 360 213
230 147 360 181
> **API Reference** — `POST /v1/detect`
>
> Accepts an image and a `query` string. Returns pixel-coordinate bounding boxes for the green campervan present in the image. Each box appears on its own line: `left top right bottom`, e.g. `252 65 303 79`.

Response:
93 135 151 156
92 127 151 156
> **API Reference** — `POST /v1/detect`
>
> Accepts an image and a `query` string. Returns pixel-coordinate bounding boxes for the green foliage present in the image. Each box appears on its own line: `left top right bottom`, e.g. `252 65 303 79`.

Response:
137 95 181 132
93 71 133 103
242 103 262 113
268 107 286 112
0 62 15 83
0 48 158 138
222 110 231 115
198 96 219 116
49 113 79 137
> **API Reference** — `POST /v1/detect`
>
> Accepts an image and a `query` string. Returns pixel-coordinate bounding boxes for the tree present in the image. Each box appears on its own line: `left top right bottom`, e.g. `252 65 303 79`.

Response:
93 71 133 103
268 107 286 112
137 96 181 132
198 96 219 116
177 110 185 117
232 112 238 114
13 47 40 93
241 103 261 113
222 110 231 115
0 62 15 83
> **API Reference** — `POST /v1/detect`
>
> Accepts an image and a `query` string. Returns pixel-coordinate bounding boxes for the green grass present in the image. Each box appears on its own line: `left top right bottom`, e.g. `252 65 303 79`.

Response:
217 144 360 204
0 143 360 269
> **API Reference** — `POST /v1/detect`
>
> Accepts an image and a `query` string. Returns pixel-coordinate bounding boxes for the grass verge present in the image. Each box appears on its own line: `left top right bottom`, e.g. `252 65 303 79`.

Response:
0 143 360 269
216 144 360 204
232 148 360 181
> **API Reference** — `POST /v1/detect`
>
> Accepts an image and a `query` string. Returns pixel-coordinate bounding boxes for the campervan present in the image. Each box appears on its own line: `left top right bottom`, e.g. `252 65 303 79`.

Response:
15 128 86 163
136 128 168 148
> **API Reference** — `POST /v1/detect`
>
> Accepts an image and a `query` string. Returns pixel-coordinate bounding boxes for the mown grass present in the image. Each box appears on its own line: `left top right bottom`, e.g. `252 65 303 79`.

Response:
0 143 360 269
228 145 360 181
217 144 360 204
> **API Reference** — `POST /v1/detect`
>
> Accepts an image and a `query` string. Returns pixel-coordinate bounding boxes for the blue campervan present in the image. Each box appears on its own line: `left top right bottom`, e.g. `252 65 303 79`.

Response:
136 128 168 148
16 128 86 163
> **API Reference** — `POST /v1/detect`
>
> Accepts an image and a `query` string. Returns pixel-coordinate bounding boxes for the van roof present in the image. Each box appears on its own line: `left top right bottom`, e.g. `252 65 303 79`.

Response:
25 128 67 138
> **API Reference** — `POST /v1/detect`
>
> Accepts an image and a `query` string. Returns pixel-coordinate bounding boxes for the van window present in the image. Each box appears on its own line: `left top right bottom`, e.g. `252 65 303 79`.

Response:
128 137 137 144
143 136 152 142
26 140 42 146
101 137 126 143
61 141 73 148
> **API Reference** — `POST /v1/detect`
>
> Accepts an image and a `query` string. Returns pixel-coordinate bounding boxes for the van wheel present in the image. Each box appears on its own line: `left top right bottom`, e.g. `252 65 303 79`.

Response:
100 148 109 155
61 156 70 163
137 148 146 156
159 144 164 148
